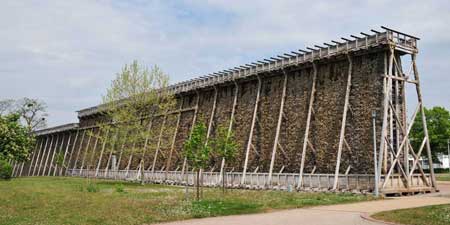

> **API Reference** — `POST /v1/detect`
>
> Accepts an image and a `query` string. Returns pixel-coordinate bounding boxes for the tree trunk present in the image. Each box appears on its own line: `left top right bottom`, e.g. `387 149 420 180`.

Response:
196 169 200 201
140 159 145 185
222 163 226 194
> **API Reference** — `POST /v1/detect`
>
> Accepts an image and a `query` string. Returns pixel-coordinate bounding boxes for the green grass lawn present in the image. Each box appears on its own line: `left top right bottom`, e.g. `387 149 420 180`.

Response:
0 177 374 225
373 204 450 225
436 173 450 181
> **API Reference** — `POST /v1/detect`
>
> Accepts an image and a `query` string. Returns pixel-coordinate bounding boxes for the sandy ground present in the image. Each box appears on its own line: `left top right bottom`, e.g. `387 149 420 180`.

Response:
158 181 450 225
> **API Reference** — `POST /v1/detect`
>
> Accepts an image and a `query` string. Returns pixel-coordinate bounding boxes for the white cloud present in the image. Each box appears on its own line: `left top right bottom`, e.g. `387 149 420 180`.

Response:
0 0 449 127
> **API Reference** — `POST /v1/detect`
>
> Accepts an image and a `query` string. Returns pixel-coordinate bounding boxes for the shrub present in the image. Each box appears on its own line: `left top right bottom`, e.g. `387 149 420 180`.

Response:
86 183 99 193
0 160 13 180
115 184 125 193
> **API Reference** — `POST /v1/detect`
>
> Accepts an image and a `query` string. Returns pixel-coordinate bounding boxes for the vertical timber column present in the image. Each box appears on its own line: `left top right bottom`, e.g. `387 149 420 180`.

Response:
28 138 42 176
412 53 437 188
80 129 93 173
298 62 318 189
333 54 353 190
104 131 119 177
181 91 200 177
33 136 48 176
72 129 86 171
378 47 395 190
268 71 288 186
219 81 239 182
95 129 110 177
63 130 79 175
59 132 73 176
40 134 55 176
36 135 51 176
241 75 262 185
137 119 153 175
88 130 101 174
151 114 167 174
206 86 218 144
49 134 63 176
165 99 184 178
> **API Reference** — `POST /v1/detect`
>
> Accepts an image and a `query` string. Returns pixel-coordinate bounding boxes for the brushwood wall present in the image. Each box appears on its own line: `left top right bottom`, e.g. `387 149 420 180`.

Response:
25 49 395 177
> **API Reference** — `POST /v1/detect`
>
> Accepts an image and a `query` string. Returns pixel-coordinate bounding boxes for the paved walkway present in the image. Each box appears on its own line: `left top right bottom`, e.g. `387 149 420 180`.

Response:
158 182 450 225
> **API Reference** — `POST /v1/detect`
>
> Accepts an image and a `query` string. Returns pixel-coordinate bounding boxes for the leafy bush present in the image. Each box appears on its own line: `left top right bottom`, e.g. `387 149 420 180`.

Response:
0 160 13 180
86 183 99 193
115 184 125 193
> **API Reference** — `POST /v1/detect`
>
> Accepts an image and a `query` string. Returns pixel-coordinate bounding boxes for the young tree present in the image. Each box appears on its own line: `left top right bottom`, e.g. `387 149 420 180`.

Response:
212 123 238 193
15 98 48 131
0 113 35 162
183 122 211 200
0 99 14 116
411 106 450 161
98 60 175 184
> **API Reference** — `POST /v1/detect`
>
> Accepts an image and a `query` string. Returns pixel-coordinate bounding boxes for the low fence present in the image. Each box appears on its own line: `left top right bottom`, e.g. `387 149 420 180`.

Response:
66 169 432 194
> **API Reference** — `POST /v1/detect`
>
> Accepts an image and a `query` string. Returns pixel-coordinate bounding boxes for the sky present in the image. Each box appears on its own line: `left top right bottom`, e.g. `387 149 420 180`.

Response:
1 0 449 127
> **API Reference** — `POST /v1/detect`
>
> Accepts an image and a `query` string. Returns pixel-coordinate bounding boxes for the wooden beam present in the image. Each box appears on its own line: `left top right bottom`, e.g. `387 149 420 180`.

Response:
333 54 353 190
412 54 437 188
219 81 239 183
104 131 119 176
32 136 47 176
72 129 87 171
95 129 110 177
377 48 394 191
181 91 200 177
268 71 288 186
80 130 94 173
165 99 184 178
28 137 43 176
298 62 317 189
151 114 167 173
41 134 56 176
53 134 66 176
63 130 79 175
241 75 262 185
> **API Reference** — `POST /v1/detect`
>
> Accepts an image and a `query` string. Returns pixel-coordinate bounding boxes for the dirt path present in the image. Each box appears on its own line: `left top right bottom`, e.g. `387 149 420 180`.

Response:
158 182 450 225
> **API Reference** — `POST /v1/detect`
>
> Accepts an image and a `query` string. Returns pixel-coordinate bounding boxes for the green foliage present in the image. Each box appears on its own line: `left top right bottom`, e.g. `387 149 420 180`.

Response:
55 151 65 168
410 106 450 160
0 159 12 180
115 184 125 193
211 123 238 163
0 113 35 162
98 61 176 182
183 122 211 170
86 183 100 193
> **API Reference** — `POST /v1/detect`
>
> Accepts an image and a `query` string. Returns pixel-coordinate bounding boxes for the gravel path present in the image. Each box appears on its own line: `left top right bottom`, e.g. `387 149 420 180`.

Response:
158 182 450 225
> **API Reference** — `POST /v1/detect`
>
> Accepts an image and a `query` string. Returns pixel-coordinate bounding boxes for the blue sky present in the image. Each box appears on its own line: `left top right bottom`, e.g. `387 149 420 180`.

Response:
1 0 449 127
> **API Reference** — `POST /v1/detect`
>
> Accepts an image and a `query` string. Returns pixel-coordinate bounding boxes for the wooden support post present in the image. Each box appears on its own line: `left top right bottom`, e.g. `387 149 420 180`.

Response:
219 81 239 183
63 130 79 176
116 130 129 171
41 134 55 176
412 54 437 188
377 48 394 191
59 129 79 176
333 54 353 190
124 141 136 177
72 129 86 171
95 129 110 177
104 131 119 176
165 99 184 178
205 86 218 144
37 135 52 176
181 91 200 177
135 119 153 180
28 138 42 176
45 134 59 176
88 130 101 173
241 75 262 185
52 134 66 176
298 62 318 189
80 129 93 173
151 115 167 174
268 71 288 186
33 136 47 176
